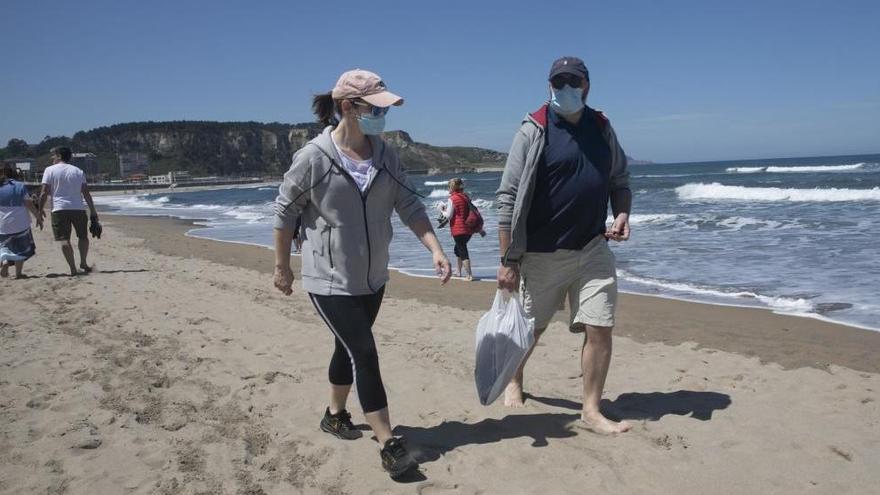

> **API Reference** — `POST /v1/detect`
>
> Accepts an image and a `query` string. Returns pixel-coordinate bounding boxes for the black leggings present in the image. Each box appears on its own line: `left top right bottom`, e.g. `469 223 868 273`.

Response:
453 234 472 260
308 287 387 413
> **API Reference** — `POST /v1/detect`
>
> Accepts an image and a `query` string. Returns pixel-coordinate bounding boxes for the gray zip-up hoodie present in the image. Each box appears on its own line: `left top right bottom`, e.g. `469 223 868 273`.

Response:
274 127 428 296
496 104 630 265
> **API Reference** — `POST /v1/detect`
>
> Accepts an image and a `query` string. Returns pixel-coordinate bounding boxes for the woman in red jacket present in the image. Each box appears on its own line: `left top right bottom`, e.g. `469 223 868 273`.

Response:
439 178 484 281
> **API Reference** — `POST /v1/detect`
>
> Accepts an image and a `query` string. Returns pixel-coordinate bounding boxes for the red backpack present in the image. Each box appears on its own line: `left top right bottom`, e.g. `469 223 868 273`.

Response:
463 197 484 234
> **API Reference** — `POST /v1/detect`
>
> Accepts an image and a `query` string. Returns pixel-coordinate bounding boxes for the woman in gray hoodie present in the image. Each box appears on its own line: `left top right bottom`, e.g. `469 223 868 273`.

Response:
273 69 451 479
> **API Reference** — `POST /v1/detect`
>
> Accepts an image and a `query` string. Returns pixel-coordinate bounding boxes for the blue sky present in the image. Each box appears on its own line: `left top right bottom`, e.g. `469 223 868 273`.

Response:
2 0 878 162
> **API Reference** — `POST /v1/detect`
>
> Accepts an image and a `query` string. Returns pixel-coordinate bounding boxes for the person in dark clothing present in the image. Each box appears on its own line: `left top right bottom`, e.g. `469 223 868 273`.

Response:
495 57 633 434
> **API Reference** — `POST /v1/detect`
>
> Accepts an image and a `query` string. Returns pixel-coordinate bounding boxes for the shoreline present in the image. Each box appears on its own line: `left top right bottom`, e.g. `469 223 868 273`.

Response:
91 181 279 197
99 208 878 333
106 214 880 374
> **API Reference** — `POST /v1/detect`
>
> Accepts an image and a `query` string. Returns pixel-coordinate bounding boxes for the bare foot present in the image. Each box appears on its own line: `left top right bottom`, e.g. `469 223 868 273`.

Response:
0 264 7 278
579 411 632 435
503 381 526 408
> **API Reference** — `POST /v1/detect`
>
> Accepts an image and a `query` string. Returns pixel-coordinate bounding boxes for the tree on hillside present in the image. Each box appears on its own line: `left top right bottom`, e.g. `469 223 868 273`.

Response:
6 138 29 157
35 135 74 156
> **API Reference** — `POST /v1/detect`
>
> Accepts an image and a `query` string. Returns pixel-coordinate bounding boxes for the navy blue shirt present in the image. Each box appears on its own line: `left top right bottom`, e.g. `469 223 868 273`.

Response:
526 107 612 252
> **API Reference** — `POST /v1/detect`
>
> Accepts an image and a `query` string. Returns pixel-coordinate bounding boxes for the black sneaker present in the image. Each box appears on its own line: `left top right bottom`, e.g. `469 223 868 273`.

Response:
380 437 418 479
320 408 362 440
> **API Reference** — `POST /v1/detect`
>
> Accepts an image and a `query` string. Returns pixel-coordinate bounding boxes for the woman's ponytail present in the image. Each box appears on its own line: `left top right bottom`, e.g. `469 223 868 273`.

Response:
312 92 339 127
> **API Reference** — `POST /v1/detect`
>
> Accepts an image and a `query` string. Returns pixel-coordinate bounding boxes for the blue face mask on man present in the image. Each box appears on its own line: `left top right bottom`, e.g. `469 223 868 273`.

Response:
357 114 386 135
550 85 584 115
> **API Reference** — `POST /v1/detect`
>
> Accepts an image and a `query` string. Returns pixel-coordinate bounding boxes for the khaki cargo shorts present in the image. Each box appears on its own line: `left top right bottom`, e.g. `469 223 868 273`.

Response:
520 235 618 330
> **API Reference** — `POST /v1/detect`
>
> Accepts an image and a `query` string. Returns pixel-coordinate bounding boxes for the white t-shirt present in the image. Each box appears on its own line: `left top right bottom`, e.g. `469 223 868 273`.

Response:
41 163 86 212
332 137 375 192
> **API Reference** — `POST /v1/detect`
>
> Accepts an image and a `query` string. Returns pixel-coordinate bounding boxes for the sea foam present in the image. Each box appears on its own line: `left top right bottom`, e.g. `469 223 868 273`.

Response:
676 183 880 202
726 163 872 173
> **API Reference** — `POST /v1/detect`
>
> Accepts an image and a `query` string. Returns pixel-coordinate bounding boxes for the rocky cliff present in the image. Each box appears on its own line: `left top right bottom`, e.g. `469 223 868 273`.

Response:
5 121 507 177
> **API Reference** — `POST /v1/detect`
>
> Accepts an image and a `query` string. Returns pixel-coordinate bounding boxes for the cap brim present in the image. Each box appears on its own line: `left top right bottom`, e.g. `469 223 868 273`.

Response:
549 66 588 80
361 91 404 108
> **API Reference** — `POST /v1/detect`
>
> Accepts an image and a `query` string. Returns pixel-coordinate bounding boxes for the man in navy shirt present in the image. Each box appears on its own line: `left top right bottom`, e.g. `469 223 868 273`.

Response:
496 57 632 434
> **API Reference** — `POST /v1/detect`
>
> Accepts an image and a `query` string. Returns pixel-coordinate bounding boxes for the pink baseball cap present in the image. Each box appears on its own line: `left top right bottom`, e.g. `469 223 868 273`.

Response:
331 69 404 108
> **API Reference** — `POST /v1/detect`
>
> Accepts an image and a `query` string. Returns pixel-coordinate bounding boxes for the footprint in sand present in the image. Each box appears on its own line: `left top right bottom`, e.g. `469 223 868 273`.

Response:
415 482 482 494
62 420 102 449
651 433 689 451
829 446 853 462
26 392 56 410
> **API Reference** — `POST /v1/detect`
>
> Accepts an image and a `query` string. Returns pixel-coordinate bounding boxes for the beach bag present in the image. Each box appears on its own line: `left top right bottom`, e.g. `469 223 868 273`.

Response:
463 198 484 234
474 290 535 405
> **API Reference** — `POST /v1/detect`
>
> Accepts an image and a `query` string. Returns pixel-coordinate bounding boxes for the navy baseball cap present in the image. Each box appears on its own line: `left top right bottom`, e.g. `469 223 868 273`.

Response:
548 56 589 81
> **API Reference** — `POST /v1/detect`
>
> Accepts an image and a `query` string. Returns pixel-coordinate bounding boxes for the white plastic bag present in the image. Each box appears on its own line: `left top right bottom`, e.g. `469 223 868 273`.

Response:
474 290 535 405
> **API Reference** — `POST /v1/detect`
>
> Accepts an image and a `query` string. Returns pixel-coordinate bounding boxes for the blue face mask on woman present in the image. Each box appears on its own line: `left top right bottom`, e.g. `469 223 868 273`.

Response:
357 114 386 135
550 85 584 115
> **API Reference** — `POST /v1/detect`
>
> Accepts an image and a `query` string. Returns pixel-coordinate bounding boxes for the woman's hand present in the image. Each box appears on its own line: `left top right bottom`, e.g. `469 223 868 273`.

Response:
433 250 452 284
274 265 294 295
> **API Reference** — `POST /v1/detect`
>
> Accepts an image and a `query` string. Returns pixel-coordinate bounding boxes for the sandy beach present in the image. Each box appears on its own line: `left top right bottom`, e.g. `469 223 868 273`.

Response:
1 215 878 494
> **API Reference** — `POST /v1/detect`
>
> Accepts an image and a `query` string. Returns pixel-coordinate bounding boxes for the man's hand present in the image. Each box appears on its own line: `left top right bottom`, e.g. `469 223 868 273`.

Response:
273 265 294 295
605 213 630 242
434 250 452 284
497 264 520 291
35 216 44 230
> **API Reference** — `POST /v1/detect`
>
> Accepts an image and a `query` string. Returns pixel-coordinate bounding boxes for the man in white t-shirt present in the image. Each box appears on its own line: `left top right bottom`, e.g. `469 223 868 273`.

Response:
38 147 99 275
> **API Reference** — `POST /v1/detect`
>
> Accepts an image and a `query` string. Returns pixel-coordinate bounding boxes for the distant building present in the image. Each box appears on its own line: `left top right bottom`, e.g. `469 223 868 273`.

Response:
119 152 149 178
148 174 171 185
169 170 191 182
147 171 191 185
71 152 99 176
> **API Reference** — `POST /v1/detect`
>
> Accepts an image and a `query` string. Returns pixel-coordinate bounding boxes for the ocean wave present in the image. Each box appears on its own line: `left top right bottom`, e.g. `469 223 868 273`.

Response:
605 212 790 231
716 216 782 231
95 195 172 209
428 189 449 198
222 208 268 222
619 270 814 313
423 180 449 186
725 166 767 173
676 183 880 202
628 213 680 224
633 173 719 178
430 198 495 213
187 203 225 211
726 163 873 174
